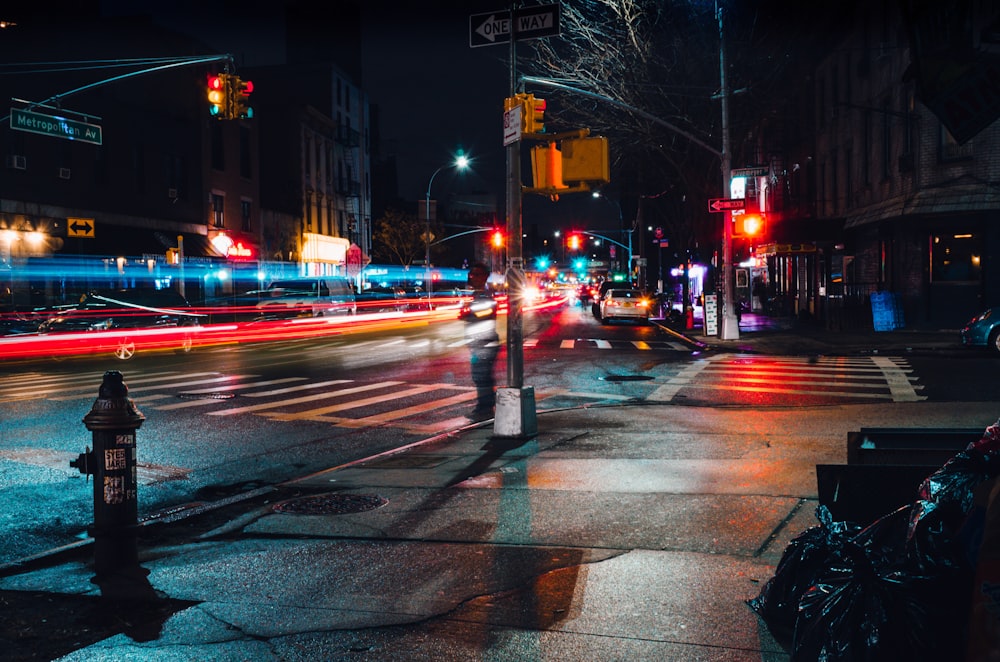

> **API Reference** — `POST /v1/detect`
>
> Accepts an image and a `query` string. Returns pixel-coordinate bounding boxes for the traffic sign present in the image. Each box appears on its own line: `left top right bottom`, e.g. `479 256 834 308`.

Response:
67 217 95 238
731 166 769 178
470 4 560 48
10 108 103 145
346 243 363 277
708 198 746 212
503 104 521 146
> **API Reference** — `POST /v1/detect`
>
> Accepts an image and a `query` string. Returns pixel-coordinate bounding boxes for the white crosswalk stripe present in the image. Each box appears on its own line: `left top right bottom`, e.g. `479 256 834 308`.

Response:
0 351 925 435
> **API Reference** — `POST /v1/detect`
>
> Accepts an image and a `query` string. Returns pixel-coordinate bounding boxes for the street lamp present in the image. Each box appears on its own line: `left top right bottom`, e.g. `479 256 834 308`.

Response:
424 154 470 300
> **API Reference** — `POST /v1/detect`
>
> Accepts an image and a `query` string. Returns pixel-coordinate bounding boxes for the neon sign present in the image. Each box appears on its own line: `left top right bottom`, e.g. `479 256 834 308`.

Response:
227 241 254 259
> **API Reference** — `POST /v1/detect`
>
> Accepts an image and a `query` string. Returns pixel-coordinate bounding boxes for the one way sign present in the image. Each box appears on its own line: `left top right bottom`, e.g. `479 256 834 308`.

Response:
470 4 560 48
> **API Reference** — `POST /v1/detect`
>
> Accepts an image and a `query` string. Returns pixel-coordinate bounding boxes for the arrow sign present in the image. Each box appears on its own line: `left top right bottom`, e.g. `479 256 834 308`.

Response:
67 217 95 238
470 4 560 48
708 198 746 212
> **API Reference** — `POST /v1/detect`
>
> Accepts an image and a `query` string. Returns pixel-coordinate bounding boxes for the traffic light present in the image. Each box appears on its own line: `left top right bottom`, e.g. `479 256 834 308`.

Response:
232 76 254 119
733 213 765 238
566 233 582 251
206 73 229 118
166 247 179 264
490 228 505 248
516 93 546 135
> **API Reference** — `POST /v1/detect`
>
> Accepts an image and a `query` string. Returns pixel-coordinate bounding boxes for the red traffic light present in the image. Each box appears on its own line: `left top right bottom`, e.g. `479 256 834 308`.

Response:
566 233 582 251
490 229 505 248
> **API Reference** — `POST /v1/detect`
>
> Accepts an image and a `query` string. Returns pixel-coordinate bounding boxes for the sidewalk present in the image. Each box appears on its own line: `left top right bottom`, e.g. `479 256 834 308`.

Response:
0 316 979 661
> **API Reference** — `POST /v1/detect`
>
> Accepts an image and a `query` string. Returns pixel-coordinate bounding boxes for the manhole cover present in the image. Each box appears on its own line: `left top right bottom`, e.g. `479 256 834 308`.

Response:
273 493 388 515
600 375 654 382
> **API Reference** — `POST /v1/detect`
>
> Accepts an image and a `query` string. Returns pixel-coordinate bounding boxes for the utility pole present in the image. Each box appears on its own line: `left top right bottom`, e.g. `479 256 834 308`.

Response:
494 4 537 439
718 1 740 340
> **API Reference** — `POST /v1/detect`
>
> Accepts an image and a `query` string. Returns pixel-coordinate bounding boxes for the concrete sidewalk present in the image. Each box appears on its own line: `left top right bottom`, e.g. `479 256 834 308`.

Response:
0 316 981 661
4 396 996 660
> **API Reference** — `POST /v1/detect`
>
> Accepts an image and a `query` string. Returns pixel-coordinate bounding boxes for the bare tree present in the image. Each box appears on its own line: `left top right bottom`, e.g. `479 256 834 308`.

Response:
371 208 438 266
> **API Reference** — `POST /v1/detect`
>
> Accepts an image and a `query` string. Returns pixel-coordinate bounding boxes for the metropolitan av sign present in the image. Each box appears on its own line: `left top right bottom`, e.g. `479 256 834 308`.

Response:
9 108 103 146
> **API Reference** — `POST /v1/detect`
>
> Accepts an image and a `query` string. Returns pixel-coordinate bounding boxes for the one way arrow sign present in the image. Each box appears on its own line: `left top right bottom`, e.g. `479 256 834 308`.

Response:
470 4 560 48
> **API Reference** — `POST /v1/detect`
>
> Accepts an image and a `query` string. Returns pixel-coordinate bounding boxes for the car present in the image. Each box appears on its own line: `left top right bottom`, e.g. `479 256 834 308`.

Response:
961 307 1000 353
255 277 357 319
599 289 652 324
35 288 202 360
354 286 409 313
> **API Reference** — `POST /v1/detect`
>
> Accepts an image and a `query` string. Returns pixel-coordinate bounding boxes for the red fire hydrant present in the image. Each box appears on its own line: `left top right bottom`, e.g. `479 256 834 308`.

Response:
70 370 146 580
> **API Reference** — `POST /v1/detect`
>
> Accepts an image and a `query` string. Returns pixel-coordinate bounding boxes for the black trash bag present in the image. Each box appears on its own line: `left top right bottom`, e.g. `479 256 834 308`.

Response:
907 449 1000 574
747 505 861 641
793 493 975 660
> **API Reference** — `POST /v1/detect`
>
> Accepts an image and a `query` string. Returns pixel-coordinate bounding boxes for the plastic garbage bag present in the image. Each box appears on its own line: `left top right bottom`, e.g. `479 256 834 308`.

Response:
747 505 860 640
792 505 967 662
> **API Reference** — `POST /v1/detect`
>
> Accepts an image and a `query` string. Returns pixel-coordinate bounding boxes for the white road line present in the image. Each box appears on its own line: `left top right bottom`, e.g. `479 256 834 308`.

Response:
205 381 402 415
871 355 926 401
243 379 353 397
49 374 258 401
178 377 308 394
278 386 478 426
647 358 716 401
594 339 612 349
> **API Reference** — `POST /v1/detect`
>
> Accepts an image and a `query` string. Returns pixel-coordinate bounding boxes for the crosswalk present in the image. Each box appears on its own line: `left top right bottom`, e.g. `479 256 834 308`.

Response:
1 354 924 438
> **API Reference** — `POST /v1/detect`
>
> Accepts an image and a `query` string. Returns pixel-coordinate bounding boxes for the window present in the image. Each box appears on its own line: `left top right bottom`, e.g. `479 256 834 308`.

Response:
241 199 252 232
940 124 973 161
931 232 981 282
211 193 225 228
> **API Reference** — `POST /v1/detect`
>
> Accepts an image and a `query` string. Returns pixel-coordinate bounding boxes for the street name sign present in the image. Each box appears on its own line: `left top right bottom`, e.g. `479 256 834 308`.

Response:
10 108 103 145
470 4 560 48
708 197 746 212
731 166 769 178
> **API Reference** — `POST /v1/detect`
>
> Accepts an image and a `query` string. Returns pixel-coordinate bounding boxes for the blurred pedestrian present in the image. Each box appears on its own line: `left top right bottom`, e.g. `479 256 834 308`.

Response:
460 262 499 417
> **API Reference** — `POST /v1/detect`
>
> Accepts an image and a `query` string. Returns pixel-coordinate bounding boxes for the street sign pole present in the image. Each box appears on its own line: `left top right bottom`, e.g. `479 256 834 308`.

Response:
494 5 537 439
718 3 739 341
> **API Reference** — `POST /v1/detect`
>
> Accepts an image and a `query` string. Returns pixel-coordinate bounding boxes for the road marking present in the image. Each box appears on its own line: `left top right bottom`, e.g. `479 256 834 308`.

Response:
871 355 926 401
49 374 259 401
560 339 575 348
204 381 401 415
632 341 651 350
594 339 612 349
647 358 715 401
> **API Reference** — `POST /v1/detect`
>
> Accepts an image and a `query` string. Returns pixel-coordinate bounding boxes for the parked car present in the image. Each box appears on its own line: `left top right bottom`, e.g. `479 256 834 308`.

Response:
599 289 652 324
961 307 1000 353
354 286 409 313
36 288 202 360
255 277 356 319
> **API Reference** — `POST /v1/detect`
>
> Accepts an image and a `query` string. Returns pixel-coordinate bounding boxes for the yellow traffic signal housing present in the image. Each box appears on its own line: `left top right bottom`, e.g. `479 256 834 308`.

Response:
515 93 546 135
561 136 610 185
207 73 229 119
232 76 254 119
530 141 566 191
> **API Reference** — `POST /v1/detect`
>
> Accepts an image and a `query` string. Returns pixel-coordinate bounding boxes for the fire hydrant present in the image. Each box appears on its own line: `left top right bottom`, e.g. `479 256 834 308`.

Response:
70 370 146 579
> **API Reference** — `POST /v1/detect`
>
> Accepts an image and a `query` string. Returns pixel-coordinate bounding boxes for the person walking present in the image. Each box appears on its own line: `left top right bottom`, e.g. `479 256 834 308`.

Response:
460 262 500 418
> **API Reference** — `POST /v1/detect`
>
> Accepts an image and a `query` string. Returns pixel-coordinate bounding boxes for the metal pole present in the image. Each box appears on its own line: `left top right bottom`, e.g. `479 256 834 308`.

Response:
425 167 441 304
718 1 740 340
